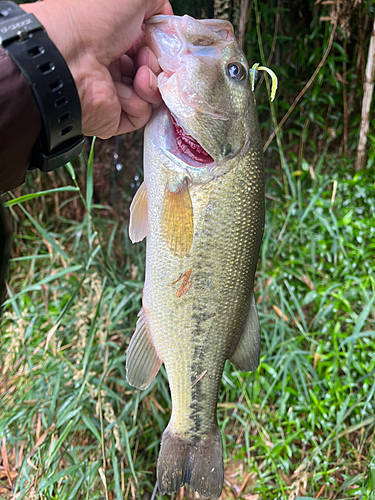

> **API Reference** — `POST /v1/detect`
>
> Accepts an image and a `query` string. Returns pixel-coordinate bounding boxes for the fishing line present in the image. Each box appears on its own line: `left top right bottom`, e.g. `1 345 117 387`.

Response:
110 135 123 206
150 480 158 500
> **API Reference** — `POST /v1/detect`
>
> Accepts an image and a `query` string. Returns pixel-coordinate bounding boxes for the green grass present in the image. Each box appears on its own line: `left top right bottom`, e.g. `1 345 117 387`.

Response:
1 145 374 500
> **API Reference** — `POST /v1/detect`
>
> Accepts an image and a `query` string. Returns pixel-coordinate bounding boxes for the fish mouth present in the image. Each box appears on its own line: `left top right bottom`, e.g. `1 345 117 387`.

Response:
170 113 214 166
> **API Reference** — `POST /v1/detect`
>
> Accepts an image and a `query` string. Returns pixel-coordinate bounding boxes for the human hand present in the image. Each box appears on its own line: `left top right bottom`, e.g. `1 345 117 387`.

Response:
22 0 173 139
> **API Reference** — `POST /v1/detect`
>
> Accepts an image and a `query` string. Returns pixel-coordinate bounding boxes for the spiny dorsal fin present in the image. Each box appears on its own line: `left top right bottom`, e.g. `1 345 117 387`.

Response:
229 295 261 372
126 307 162 390
162 179 193 256
129 182 149 243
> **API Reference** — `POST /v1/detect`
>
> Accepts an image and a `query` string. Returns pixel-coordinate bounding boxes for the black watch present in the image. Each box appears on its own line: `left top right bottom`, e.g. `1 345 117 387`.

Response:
0 1 84 172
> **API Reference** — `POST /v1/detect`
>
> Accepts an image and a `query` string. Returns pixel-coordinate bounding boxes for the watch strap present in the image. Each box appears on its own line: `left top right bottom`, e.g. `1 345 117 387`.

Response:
0 1 84 172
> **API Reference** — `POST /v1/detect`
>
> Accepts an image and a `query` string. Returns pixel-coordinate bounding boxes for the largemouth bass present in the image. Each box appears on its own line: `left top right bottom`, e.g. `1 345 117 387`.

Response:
126 15 264 498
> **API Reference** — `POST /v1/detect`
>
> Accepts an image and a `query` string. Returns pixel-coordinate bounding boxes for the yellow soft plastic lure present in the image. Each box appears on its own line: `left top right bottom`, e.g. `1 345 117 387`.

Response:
250 63 278 102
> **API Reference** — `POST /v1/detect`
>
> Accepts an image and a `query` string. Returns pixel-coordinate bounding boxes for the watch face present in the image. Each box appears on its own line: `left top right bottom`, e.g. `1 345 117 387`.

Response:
0 4 43 45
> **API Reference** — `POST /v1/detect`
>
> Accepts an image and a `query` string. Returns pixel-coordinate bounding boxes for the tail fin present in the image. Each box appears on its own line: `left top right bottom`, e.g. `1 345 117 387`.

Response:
157 427 224 498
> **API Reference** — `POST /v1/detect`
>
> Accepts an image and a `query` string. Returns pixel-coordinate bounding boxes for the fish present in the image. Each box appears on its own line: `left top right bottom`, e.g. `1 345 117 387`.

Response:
126 14 264 499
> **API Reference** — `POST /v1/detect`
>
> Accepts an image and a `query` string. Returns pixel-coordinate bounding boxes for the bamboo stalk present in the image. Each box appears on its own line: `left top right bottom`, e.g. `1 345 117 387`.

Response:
238 0 249 49
356 17 375 170
343 40 348 156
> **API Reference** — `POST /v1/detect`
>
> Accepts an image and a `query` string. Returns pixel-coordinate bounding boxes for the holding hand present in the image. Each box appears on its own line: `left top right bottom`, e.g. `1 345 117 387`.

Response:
22 0 173 139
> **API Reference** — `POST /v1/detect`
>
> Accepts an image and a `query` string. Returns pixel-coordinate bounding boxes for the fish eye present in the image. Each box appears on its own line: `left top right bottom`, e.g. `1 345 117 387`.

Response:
227 62 245 81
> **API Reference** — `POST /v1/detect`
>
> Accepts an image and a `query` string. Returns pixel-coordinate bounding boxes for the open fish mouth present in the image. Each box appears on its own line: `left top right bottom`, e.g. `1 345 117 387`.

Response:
170 114 214 165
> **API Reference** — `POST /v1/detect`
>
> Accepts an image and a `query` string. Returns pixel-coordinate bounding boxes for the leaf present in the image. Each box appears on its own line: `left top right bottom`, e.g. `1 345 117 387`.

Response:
48 420 73 465
98 467 109 500
81 414 101 442
111 446 122 500
65 162 76 180
39 464 82 491
339 295 375 348
4 187 79 207
273 305 289 322
86 137 96 213
299 179 332 225
2 264 82 306
121 422 137 484
15 203 70 261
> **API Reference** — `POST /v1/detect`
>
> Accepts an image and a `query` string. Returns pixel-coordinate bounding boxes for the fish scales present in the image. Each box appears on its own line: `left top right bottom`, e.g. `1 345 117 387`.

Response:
127 14 264 498
145 127 263 434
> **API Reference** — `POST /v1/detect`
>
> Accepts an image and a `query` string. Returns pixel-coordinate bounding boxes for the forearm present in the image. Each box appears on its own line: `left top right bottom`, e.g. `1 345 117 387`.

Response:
0 49 42 194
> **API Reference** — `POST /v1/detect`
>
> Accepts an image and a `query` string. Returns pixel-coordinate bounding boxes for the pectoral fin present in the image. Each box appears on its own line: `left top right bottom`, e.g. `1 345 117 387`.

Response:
126 307 162 390
229 295 261 372
129 182 149 243
162 179 194 256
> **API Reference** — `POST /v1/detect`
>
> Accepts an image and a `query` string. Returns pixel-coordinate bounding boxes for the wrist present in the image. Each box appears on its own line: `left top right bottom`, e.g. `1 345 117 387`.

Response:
21 1 87 108
21 1 80 64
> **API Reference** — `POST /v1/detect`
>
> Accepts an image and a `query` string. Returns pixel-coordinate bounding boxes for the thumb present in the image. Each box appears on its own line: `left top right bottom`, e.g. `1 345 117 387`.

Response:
145 1 173 20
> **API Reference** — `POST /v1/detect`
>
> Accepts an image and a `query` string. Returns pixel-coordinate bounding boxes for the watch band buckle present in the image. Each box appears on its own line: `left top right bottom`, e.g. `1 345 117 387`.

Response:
30 136 85 172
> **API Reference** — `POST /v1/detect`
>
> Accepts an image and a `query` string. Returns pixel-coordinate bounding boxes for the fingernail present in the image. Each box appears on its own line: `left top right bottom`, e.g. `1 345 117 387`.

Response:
119 85 132 99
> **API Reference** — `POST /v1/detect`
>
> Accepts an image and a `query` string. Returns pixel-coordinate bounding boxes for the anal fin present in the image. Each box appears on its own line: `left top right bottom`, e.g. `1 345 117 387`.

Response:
129 182 149 243
229 295 261 372
126 307 162 390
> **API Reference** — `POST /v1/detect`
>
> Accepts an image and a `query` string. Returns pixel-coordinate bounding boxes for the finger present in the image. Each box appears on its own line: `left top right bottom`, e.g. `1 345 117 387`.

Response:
109 54 135 83
121 76 133 86
116 106 152 135
119 54 135 78
134 46 160 74
127 3 173 59
126 30 147 60
133 65 161 105
161 2 174 15
114 81 152 134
